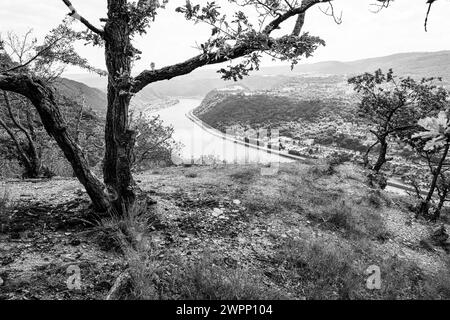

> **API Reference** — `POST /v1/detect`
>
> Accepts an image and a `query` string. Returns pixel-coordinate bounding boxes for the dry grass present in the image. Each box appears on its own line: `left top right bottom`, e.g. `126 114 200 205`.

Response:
273 238 450 300
78 163 450 300
229 167 259 183
169 253 284 300
92 199 286 300
274 239 358 299
307 196 390 240
185 172 199 178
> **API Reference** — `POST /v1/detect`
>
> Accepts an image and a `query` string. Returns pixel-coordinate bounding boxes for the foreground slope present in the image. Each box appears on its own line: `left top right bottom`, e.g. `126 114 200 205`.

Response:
1 162 449 299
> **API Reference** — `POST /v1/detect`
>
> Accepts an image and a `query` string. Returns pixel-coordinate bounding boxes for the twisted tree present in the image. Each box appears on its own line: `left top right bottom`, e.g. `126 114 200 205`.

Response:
0 0 440 215
349 69 447 173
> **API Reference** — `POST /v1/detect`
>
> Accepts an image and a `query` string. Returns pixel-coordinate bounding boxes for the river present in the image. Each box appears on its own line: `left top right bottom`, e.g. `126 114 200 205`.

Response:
151 98 294 165
151 98 411 195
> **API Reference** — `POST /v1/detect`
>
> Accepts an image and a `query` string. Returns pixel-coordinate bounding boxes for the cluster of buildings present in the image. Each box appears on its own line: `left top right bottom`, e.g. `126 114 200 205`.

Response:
203 75 436 186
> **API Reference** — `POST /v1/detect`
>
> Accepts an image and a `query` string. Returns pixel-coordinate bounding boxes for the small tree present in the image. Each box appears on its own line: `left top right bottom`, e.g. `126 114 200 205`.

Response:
0 28 102 178
348 69 447 173
410 111 450 219
131 113 177 171
0 91 48 178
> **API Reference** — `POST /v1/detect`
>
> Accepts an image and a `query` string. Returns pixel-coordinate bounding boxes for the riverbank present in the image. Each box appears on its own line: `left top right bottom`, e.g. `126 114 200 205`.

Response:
153 99 292 164
186 105 422 196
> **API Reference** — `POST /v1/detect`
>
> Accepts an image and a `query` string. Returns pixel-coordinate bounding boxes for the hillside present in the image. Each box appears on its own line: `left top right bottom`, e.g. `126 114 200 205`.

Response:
193 75 355 133
1 163 449 299
65 72 290 98
256 51 450 85
53 77 176 116
194 91 338 133
53 78 107 116
65 51 450 99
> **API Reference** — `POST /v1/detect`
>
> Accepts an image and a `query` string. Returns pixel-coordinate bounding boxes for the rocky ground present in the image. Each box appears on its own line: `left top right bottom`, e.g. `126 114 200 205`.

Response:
0 179 126 300
1 163 450 300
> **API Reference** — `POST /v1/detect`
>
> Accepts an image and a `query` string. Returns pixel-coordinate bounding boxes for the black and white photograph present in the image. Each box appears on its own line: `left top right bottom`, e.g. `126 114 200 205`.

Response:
1 0 450 307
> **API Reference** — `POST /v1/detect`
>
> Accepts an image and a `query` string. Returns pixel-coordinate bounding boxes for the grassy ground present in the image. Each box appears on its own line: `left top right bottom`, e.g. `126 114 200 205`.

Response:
1 162 450 300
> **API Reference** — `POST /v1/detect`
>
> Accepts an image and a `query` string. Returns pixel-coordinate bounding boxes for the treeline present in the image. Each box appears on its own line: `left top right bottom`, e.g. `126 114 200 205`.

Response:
349 69 450 220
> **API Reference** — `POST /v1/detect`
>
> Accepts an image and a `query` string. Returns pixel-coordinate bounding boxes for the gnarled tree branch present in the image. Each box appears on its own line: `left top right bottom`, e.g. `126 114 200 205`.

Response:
132 0 327 93
0 72 109 211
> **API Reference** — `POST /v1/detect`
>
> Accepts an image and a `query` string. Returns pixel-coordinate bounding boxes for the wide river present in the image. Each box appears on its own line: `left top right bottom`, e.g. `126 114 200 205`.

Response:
151 98 293 165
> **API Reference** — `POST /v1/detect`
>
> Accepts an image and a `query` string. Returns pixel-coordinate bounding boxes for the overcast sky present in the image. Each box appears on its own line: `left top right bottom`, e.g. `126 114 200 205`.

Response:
1 0 449 74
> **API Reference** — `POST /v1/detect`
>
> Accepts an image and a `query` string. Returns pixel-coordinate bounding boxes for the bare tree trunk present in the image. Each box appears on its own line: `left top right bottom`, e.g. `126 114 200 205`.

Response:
434 193 447 220
73 97 84 177
373 137 388 173
0 74 110 212
103 0 136 215
364 140 380 169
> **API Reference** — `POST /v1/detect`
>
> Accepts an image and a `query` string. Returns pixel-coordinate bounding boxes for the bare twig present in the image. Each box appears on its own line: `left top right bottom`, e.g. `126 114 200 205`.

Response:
319 2 342 24
61 0 104 36
2 36 63 73
425 0 436 32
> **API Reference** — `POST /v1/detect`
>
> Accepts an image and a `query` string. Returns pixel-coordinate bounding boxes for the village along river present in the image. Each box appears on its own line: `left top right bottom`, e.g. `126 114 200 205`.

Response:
150 98 411 195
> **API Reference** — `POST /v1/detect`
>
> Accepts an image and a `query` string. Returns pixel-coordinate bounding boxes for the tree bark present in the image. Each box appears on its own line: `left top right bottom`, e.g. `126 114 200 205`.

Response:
72 97 84 178
364 140 380 169
373 137 388 173
0 73 110 212
434 192 447 220
103 0 136 215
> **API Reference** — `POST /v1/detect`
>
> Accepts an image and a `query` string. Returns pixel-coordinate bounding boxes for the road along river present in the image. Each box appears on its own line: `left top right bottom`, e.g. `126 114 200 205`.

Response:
151 98 415 195
151 98 295 165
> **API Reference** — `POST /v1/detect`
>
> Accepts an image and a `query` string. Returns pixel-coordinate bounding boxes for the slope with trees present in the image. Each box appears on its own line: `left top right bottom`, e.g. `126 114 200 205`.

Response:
348 69 448 173
0 0 444 216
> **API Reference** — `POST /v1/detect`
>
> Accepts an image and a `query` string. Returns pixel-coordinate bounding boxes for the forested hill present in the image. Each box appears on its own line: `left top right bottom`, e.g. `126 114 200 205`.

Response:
260 51 450 83
53 78 172 117
54 78 107 116
65 50 450 99
193 51 450 138
193 75 354 133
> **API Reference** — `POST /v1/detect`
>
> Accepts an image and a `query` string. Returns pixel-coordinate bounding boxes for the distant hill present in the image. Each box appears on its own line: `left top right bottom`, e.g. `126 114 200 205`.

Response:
64 50 450 99
260 51 450 84
53 77 171 116
193 88 345 133
194 51 450 133
53 78 107 116
64 72 289 98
